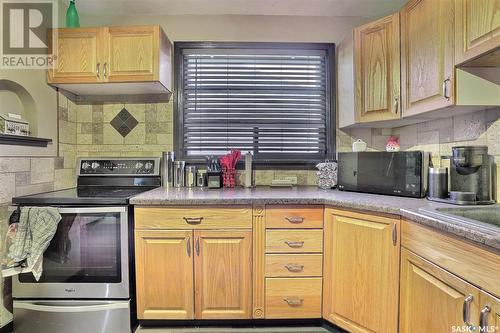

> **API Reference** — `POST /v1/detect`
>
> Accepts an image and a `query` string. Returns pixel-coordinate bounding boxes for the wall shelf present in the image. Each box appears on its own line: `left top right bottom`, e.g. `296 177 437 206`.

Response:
0 134 52 147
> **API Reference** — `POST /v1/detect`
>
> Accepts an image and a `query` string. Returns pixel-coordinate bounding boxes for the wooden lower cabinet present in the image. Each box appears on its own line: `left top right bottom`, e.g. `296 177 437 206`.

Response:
400 248 481 332
323 209 400 333
194 230 252 319
135 230 194 319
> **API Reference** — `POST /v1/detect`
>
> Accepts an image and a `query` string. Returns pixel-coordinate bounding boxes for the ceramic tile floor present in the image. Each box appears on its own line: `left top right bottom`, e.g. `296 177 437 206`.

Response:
136 326 337 333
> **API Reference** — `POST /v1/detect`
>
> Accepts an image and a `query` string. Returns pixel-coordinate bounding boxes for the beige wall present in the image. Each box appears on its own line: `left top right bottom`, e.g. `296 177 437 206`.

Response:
80 14 368 43
0 70 58 157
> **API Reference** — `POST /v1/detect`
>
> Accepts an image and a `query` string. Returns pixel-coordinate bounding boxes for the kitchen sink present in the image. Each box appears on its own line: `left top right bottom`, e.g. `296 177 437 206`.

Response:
419 206 500 231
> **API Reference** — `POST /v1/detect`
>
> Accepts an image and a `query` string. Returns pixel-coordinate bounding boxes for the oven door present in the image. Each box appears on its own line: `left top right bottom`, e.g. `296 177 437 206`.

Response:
13 206 129 299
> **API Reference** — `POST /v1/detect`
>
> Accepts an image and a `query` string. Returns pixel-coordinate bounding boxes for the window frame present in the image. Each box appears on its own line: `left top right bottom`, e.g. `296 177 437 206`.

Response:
173 41 336 169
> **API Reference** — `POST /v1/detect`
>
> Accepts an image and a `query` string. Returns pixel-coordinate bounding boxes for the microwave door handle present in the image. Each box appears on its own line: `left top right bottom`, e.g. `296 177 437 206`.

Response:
14 301 129 313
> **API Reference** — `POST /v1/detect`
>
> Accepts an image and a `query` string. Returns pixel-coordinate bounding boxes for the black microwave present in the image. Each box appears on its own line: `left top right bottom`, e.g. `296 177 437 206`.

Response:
337 151 429 198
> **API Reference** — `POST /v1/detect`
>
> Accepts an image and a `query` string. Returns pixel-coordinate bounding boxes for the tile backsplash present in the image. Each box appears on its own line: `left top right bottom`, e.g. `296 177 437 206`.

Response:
337 107 500 201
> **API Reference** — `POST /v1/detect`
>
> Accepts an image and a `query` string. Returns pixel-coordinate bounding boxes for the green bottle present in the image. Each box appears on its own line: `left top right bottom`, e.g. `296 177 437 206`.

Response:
66 0 80 28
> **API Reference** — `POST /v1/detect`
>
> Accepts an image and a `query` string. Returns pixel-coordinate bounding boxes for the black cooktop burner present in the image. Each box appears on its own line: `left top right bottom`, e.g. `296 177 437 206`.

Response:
12 186 155 206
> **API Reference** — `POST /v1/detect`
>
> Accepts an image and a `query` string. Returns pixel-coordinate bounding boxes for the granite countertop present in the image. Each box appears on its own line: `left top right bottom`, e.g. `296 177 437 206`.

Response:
130 186 500 250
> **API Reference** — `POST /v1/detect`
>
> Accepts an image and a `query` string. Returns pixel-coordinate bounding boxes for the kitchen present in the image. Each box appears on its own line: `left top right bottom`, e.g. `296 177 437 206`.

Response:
0 0 499 332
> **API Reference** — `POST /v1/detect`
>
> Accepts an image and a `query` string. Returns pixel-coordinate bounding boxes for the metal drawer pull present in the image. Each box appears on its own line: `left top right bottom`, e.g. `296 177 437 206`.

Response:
443 77 451 100
103 62 108 78
463 294 474 326
186 237 191 257
285 216 304 224
480 305 491 329
392 223 397 246
284 264 304 272
183 217 204 224
284 240 304 248
283 297 303 307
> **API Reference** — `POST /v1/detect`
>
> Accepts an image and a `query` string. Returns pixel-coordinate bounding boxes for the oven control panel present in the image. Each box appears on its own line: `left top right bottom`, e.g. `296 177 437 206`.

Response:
78 158 160 176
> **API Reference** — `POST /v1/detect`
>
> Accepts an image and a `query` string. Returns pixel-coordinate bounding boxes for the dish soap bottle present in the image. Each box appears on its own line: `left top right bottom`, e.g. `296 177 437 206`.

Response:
66 0 80 28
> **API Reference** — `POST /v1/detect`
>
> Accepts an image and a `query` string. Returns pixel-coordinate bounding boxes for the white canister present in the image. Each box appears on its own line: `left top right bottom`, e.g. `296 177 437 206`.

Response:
352 139 367 152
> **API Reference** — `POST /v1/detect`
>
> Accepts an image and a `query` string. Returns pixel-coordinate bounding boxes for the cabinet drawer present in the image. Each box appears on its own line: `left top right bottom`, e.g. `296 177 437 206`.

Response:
265 278 322 318
266 205 324 229
266 230 323 253
135 206 252 229
265 254 322 277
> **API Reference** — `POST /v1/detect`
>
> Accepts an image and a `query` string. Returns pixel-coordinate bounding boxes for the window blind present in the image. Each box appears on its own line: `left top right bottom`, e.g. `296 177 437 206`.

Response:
178 45 332 163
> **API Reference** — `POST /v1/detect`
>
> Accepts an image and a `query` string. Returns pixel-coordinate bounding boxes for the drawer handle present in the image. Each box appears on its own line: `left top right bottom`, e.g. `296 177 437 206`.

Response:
480 305 491 330
284 264 304 272
463 294 474 327
283 297 303 307
285 216 304 224
183 217 204 224
284 240 304 248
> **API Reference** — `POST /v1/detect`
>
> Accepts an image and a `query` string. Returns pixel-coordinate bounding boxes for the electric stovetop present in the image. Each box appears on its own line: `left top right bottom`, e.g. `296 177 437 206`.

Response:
12 157 162 206
12 186 156 206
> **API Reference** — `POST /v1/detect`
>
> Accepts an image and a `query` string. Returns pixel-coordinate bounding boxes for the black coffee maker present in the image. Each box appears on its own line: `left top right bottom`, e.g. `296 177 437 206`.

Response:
428 146 495 205
448 146 495 205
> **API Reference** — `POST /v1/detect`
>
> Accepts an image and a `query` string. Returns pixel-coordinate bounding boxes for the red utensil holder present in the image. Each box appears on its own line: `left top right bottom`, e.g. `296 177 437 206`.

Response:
222 167 236 188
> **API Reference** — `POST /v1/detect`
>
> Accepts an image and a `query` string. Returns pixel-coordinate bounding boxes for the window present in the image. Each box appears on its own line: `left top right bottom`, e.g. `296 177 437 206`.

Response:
174 42 335 166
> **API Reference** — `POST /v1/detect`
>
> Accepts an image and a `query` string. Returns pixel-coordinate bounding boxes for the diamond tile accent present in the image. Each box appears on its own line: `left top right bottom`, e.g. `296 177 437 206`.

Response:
110 108 138 137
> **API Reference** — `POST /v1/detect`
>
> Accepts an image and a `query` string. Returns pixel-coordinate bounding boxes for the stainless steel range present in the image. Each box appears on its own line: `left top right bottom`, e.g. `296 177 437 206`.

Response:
11 157 161 333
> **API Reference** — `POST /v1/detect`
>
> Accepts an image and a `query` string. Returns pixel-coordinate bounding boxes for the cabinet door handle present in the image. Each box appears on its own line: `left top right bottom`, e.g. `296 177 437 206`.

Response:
195 237 200 256
443 77 451 100
463 294 474 326
186 236 191 257
283 297 303 307
284 240 304 248
285 216 304 224
103 62 108 78
392 223 397 246
183 217 204 224
96 63 100 78
394 96 399 114
284 264 304 272
479 305 491 329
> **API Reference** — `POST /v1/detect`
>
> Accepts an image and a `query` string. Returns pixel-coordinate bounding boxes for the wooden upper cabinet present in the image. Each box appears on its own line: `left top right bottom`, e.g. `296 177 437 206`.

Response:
48 25 172 93
401 0 455 117
135 230 194 320
194 230 252 319
400 248 481 332
354 13 401 123
323 209 400 333
455 0 500 65
105 26 159 82
480 291 500 331
48 28 103 83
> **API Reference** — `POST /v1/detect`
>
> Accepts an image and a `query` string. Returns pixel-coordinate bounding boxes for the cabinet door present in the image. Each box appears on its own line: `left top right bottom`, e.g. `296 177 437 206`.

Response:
400 248 481 333
194 230 252 319
455 0 500 65
104 26 159 82
48 28 104 83
480 291 500 332
135 230 194 319
323 209 399 333
401 0 455 116
354 13 401 123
